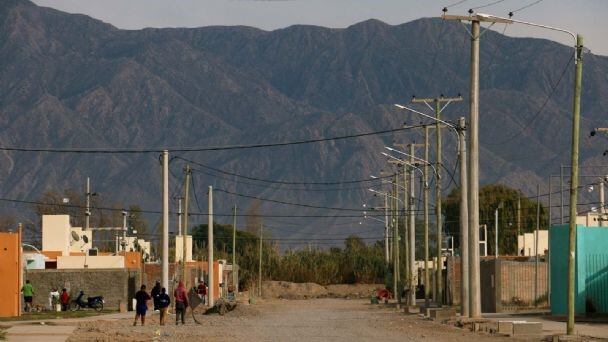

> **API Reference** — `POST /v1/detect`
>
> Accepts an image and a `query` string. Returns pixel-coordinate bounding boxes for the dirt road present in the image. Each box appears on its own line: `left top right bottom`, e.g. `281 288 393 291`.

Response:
67 299 511 341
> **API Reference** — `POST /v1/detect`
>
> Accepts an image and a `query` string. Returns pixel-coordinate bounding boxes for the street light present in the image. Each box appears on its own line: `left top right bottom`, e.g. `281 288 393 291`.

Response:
443 11 583 331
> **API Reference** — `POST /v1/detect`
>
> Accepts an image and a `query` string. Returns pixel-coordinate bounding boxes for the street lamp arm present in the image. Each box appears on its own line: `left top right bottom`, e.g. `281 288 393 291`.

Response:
381 152 425 177
368 188 403 204
384 147 438 178
394 104 461 153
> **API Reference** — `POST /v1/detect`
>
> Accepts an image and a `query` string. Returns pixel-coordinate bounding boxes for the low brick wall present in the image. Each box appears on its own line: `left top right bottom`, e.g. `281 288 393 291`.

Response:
25 268 140 310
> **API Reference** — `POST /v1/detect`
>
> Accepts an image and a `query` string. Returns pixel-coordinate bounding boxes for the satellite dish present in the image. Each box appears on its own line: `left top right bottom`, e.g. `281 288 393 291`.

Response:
82 235 89 244
71 231 80 241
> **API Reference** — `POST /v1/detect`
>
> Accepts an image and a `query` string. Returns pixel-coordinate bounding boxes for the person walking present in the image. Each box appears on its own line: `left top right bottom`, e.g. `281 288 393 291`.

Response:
197 279 207 305
60 288 70 311
21 280 34 312
174 281 188 325
157 287 170 326
133 285 152 326
151 280 161 311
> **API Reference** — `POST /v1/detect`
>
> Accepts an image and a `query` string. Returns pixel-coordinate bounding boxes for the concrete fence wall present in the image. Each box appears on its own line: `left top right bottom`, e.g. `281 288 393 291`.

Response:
25 268 140 310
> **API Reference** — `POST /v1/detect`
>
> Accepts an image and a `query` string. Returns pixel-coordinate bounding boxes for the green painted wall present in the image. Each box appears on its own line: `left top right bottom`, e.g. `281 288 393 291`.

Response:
550 224 608 315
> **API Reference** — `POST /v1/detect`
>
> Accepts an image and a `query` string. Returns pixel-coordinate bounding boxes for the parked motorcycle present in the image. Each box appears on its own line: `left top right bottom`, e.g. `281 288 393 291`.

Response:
70 291 104 312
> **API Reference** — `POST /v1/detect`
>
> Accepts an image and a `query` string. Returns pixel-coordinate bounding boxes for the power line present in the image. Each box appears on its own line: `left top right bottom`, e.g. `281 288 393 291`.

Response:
0 124 429 154
173 155 390 186
509 0 543 14
486 53 574 146
471 0 507 10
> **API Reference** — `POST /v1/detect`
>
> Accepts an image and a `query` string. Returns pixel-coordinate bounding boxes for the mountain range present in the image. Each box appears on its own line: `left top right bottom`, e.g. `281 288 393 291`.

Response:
1 0 607 245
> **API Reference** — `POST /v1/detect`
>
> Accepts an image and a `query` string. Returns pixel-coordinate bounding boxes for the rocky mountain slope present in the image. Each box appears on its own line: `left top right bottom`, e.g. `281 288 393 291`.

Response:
1 0 607 243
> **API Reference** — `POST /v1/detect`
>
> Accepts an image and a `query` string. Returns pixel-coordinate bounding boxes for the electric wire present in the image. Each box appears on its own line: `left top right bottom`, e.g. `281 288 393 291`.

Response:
509 0 543 14
471 0 507 10
486 53 574 146
0 124 429 154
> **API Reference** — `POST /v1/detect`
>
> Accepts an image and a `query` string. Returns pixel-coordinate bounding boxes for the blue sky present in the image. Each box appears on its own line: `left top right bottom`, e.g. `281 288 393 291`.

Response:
33 0 608 55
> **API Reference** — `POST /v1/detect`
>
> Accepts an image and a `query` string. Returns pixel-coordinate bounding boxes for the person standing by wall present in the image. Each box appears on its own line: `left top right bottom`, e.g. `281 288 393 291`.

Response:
157 287 170 326
60 288 70 311
133 285 151 326
21 280 34 312
174 281 188 325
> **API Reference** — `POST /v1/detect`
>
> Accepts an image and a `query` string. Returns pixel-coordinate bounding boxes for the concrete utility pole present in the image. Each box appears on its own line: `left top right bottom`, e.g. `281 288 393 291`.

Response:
442 12 511 318
208 186 214 308
393 174 401 307
458 117 469 317
232 204 238 293
402 166 409 288
567 34 584 335
162 150 169 292
423 126 431 307
85 177 91 230
411 95 462 306
599 178 605 227
122 211 127 252
258 223 263 298
177 198 183 236
408 144 417 306
384 194 390 263
182 165 191 286
535 184 540 307
495 205 499 259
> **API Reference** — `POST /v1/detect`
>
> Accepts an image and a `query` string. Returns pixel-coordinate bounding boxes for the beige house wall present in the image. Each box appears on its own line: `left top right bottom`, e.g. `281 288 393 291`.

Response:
42 215 71 256
175 235 193 262
57 255 125 269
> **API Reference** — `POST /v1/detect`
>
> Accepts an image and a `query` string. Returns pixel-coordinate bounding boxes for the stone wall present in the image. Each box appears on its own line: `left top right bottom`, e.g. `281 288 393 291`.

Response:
25 268 140 310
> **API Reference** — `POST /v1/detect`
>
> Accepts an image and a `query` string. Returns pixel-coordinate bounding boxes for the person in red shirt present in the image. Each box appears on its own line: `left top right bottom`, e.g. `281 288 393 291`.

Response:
60 288 70 311
173 281 188 325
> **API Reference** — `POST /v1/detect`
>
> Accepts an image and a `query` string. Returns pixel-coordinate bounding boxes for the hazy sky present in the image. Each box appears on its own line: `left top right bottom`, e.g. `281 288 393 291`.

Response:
33 0 608 55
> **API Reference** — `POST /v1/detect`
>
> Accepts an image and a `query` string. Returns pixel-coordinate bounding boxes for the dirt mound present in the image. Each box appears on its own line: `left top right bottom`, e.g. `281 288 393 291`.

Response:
325 284 383 299
262 281 328 299
261 281 384 300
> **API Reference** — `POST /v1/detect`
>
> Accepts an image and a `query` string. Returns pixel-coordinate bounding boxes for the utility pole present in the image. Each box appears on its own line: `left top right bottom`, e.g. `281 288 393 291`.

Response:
599 178 605 227
535 184 540 307
384 194 390 263
122 211 127 252
408 143 417 306
458 117 469 317
411 95 462 306
85 177 91 230
258 223 263 298
162 150 169 292
495 206 499 259
208 186 214 307
517 195 521 238
232 204 238 293
177 198 183 235
442 12 511 318
567 34 584 335
393 174 400 308
182 165 191 286
423 126 431 307
402 166 409 291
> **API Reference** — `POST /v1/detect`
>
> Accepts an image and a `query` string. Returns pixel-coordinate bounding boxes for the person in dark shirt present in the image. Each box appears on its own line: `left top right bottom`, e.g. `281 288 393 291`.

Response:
133 285 152 326
151 280 161 311
157 287 171 326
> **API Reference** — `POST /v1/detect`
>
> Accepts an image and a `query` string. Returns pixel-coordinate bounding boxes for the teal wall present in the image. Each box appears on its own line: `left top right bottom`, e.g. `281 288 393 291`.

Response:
550 224 608 315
